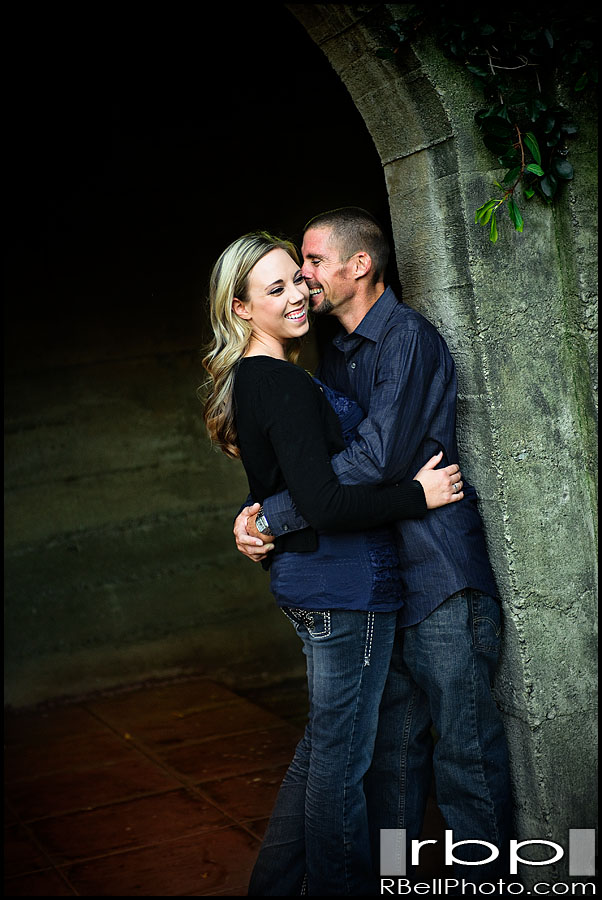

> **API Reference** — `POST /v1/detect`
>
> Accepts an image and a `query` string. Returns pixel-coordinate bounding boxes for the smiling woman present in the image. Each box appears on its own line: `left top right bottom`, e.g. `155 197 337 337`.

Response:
201 233 307 460
232 248 310 354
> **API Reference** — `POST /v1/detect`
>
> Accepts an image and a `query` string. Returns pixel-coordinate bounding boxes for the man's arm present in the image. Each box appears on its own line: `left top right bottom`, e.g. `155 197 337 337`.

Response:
262 326 443 506
234 325 447 559
330 326 445 485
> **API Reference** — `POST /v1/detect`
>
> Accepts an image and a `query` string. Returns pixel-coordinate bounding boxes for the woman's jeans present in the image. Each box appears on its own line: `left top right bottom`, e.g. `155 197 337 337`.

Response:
248 607 398 896
365 589 512 881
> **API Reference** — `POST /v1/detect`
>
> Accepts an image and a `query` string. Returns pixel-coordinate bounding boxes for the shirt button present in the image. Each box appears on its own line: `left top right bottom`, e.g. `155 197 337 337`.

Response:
283 525 289 531
350 362 356 369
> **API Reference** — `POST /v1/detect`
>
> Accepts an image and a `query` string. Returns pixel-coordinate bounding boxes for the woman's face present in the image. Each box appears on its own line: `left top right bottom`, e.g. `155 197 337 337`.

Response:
236 248 310 350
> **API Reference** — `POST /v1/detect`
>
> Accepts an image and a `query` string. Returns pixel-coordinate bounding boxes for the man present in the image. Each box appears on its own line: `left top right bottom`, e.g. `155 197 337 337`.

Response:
234 207 512 881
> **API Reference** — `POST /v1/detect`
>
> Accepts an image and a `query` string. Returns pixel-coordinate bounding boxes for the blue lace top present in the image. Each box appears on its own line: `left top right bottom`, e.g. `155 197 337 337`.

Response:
312 378 365 447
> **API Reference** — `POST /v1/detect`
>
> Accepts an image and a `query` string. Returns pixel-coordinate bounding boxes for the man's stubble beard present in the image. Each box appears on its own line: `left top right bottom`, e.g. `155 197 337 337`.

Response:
312 297 335 316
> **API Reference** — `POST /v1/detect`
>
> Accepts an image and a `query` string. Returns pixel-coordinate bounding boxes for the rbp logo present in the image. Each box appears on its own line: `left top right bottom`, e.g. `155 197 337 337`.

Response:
380 828 596 876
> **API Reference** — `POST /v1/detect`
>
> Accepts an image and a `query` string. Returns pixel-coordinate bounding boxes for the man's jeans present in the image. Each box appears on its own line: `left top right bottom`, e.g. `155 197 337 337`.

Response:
248 607 399 896
365 589 513 881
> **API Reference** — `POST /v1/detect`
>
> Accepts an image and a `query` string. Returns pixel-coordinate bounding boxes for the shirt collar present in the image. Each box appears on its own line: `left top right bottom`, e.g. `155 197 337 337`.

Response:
332 286 401 349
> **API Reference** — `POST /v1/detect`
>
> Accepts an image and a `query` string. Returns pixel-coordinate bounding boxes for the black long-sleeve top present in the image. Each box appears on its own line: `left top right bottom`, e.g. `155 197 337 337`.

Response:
233 356 427 554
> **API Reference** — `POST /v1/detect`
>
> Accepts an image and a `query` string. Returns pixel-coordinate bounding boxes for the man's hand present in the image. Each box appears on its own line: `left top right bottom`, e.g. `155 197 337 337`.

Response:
413 451 464 508
233 502 274 562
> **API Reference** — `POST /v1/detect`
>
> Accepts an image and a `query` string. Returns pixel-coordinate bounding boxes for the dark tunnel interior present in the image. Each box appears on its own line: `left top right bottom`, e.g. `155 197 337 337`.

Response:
5 5 394 373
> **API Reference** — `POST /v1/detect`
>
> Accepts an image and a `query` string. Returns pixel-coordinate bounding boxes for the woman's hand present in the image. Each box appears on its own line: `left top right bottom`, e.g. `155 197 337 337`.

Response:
233 502 275 562
413 451 464 509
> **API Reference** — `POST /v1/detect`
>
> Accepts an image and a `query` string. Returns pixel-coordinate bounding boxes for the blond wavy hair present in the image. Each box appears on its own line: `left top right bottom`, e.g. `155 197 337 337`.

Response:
200 232 303 458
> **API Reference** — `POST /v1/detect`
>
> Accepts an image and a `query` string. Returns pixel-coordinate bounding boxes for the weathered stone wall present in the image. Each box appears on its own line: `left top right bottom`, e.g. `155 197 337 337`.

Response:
287 0 597 878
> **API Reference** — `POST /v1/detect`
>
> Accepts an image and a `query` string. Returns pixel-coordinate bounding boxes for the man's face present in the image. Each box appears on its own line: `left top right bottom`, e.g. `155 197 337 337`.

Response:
300 227 355 317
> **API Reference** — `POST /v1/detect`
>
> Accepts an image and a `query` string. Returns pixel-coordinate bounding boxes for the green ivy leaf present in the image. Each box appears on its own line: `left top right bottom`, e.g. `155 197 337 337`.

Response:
542 114 557 134
508 198 524 232
574 72 588 91
552 159 574 180
528 98 548 121
484 134 514 155
502 166 521 186
479 115 514 138
524 132 542 165
540 174 558 200
561 122 578 135
498 148 521 167
476 103 512 125
475 200 498 224
466 64 490 78
388 24 408 41
524 187 536 199
490 213 498 243
525 163 545 176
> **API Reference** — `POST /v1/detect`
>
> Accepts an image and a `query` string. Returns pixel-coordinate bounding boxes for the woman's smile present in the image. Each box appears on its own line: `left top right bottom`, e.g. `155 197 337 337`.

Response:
284 306 307 322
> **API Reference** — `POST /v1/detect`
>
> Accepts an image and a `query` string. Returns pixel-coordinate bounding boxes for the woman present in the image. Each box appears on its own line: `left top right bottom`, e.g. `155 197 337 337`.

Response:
201 232 463 895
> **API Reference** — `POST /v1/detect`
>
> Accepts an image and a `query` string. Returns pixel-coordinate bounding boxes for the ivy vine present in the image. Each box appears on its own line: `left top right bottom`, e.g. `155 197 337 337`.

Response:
376 3 597 241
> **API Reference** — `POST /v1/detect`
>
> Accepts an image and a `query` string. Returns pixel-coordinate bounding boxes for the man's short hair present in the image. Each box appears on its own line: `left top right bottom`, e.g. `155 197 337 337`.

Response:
304 207 390 281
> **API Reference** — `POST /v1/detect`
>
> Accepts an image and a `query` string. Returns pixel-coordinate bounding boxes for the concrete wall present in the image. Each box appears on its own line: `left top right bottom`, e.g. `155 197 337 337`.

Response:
287 0 597 878
4 336 300 705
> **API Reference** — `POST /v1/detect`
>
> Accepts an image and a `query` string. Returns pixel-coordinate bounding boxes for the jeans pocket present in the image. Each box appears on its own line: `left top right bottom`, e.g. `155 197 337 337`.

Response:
281 606 302 630
281 607 331 638
469 591 502 653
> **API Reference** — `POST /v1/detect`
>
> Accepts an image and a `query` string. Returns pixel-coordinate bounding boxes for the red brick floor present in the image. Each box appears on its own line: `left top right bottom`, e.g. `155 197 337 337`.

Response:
4 676 447 896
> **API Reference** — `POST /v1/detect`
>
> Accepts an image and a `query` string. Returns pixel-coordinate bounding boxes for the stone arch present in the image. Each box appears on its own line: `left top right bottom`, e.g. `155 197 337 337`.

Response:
287 3 598 876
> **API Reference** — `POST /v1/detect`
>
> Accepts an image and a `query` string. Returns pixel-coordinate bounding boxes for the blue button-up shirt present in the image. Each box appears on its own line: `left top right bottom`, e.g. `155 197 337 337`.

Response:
261 287 498 625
